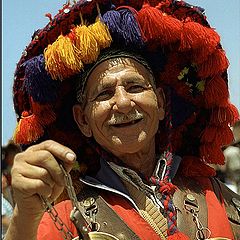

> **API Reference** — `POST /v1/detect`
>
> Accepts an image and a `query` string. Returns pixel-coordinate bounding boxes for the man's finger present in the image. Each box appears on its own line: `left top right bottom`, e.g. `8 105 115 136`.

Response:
26 140 76 168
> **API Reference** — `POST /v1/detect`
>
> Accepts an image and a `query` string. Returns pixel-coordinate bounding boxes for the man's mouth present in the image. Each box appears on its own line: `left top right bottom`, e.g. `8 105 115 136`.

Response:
111 118 143 128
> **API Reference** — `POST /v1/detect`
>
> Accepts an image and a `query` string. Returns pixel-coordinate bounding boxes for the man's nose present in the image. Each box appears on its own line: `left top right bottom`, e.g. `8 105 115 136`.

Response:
112 87 134 113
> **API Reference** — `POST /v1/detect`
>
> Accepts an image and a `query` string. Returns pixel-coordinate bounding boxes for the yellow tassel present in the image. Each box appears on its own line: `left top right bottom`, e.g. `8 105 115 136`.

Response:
74 25 100 64
44 35 83 80
88 16 112 49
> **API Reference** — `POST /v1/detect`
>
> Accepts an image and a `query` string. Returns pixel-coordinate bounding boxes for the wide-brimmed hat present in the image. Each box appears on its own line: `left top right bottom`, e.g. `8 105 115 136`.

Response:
13 0 239 169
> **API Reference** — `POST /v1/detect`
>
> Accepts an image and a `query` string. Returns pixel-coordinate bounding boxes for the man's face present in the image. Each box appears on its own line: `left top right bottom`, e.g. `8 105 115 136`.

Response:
73 57 164 155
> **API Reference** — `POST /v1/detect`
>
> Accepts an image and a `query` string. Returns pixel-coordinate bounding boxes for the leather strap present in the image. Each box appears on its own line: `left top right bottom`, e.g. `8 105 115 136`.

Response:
76 188 141 240
173 175 209 239
210 177 240 240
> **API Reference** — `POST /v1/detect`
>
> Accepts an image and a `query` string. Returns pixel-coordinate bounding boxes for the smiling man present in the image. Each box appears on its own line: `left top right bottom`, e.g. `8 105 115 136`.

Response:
73 55 164 176
5 1 240 240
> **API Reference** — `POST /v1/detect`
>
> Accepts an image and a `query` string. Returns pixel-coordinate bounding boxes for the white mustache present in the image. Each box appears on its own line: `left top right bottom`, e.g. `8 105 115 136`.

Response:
108 110 144 125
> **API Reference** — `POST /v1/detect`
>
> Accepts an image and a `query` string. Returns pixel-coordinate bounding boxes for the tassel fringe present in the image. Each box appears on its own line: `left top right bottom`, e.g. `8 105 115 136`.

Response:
44 35 83 80
13 111 44 144
197 49 229 78
88 16 112 49
119 8 145 47
180 21 220 53
23 54 59 103
138 4 181 45
102 10 122 42
201 125 234 146
200 143 225 164
74 25 100 64
204 75 229 108
180 156 216 177
210 104 239 125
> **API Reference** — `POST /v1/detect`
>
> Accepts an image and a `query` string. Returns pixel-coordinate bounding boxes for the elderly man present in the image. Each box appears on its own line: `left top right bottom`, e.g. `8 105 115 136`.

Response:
5 1 240 240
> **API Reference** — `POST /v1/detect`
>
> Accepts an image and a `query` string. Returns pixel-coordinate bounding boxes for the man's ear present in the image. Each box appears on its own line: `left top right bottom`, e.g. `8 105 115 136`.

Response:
155 87 165 120
73 104 92 137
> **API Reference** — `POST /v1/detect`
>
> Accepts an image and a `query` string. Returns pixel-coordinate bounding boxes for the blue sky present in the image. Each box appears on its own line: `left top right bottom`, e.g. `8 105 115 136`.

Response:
2 1 240 145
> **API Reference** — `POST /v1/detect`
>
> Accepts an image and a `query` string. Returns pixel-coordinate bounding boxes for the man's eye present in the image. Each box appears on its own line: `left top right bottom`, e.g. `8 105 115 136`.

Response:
95 90 113 101
127 85 145 93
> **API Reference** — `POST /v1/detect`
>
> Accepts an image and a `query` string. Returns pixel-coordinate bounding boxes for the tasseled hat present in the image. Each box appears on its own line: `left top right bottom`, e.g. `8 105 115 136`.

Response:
12 1 239 238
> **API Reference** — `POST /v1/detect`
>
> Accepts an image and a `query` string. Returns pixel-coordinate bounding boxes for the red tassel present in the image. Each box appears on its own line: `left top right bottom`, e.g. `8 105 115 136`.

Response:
217 125 234 146
229 103 240 124
138 3 181 45
200 143 225 164
201 126 218 143
167 231 190 240
31 100 56 126
197 49 229 78
180 156 216 177
201 125 234 146
204 75 229 108
14 111 44 144
210 104 239 125
180 20 220 53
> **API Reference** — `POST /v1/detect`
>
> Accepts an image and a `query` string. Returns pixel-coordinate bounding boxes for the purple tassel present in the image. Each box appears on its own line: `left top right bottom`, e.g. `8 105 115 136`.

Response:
119 8 145 48
23 54 59 103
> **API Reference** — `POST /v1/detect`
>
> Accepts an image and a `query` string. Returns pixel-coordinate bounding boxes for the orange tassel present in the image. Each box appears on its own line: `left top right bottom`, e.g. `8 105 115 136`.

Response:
197 49 229 78
138 3 181 45
204 75 229 108
13 111 44 144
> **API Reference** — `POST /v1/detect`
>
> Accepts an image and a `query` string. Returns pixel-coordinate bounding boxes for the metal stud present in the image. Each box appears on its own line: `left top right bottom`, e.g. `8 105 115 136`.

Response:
186 193 196 202
82 197 95 207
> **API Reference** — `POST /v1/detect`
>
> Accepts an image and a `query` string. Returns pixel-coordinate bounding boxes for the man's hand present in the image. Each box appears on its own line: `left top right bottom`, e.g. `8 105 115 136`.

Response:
11 140 76 215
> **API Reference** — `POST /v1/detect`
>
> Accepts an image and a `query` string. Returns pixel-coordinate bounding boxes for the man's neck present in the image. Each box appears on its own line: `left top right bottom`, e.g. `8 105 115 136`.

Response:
111 139 156 177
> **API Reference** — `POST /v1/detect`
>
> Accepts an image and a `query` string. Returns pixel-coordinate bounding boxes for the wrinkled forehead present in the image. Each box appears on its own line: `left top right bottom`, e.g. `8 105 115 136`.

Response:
85 57 155 89
76 50 155 103
77 55 155 104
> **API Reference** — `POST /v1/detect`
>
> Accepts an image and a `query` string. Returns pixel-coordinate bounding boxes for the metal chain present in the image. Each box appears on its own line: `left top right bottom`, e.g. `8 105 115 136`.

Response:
184 194 211 240
59 164 81 210
40 195 75 240
40 164 81 240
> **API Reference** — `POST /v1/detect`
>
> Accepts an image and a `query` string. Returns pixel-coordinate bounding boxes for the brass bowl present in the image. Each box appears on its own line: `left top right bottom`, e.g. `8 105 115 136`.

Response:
72 232 120 240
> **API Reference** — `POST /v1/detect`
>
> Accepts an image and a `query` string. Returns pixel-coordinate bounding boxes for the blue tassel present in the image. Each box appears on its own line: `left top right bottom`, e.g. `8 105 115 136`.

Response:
119 8 145 48
102 8 145 48
102 10 123 43
23 54 59 103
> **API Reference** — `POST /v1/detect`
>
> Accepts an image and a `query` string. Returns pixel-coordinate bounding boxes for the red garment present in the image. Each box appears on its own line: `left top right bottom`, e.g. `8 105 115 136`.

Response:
37 178 234 239
37 200 78 240
103 192 161 240
196 177 234 240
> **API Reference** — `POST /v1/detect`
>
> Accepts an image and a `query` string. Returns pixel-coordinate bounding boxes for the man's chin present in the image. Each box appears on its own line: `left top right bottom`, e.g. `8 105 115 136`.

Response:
110 135 148 153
